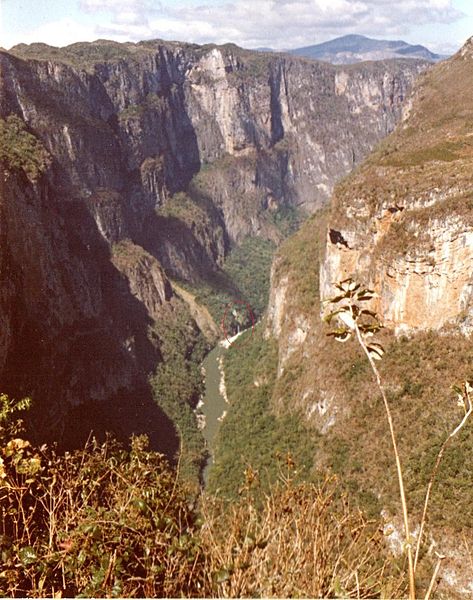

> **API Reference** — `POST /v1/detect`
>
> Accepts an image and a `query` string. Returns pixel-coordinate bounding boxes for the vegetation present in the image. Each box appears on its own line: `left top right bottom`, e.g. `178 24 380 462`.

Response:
325 278 473 599
223 237 275 317
9 40 150 72
0 394 409 598
118 93 167 122
200 474 407 598
0 394 205 598
179 235 276 333
208 325 318 499
150 304 209 488
0 115 50 179
274 210 326 312
268 204 304 237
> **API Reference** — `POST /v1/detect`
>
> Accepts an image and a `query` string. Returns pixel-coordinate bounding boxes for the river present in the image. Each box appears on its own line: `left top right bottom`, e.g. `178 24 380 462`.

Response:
199 329 249 484
200 344 227 484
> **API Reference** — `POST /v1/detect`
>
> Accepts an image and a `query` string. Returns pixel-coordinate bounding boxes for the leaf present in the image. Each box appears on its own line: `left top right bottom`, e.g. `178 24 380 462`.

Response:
323 309 342 323
359 309 378 318
367 343 384 360
19 546 37 566
348 281 360 292
334 330 351 343
356 289 377 301
338 311 356 330
327 327 350 337
213 568 232 584
327 294 347 305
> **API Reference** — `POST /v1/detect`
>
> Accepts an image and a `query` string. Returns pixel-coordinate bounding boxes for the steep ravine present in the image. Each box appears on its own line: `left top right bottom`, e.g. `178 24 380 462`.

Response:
0 38 425 450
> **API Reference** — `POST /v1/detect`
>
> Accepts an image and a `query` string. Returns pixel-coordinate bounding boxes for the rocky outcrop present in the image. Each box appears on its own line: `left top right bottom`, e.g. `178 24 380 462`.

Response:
1 41 425 264
111 240 172 321
0 167 178 453
320 41 473 335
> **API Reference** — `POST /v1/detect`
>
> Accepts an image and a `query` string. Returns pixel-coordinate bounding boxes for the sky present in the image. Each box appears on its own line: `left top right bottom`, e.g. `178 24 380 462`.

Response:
1 0 472 55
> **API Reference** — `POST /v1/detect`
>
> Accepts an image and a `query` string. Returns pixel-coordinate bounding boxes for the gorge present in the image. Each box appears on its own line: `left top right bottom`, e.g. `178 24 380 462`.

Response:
2 31 473 596
0 38 423 453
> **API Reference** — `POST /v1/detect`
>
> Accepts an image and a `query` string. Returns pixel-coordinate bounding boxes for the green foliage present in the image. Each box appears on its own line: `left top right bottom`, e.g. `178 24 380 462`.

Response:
118 93 167 122
0 393 31 425
223 237 275 318
0 115 50 179
379 139 469 167
275 210 326 312
181 237 273 334
268 204 304 237
10 40 147 71
0 432 205 597
323 327 473 531
208 325 319 499
150 305 209 488
227 53 270 82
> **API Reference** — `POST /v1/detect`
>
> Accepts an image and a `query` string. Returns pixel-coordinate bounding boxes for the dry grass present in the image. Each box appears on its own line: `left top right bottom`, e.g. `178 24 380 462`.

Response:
0 394 410 598
200 474 406 598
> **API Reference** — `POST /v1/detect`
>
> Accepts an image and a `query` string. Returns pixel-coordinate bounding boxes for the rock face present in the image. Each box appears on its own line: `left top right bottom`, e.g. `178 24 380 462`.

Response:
265 39 473 433
320 40 473 335
0 169 178 453
0 39 423 445
2 40 425 255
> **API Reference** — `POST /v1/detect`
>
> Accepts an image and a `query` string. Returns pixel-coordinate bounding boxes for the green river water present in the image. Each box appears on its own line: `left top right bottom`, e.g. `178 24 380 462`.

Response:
201 344 228 483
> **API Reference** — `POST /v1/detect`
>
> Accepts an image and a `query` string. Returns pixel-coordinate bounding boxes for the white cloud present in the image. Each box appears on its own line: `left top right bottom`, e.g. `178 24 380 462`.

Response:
2 0 465 51
79 0 162 25
2 17 98 50
180 0 463 48
87 0 464 49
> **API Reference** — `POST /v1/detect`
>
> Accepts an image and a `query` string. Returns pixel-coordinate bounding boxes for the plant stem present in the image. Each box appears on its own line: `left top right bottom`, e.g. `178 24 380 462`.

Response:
353 320 416 600
414 385 472 570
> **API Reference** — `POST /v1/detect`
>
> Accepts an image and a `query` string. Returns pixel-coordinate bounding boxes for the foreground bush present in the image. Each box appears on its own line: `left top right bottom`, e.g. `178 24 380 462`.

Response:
0 395 407 598
0 396 204 597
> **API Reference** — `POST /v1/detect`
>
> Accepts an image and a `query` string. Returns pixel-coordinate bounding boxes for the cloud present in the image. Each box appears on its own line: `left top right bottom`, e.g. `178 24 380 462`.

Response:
3 0 465 51
2 17 98 50
79 0 162 26
176 0 464 48
82 0 464 49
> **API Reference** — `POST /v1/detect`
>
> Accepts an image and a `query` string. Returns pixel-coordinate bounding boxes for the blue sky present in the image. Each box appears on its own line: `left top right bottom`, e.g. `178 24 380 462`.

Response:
1 0 472 54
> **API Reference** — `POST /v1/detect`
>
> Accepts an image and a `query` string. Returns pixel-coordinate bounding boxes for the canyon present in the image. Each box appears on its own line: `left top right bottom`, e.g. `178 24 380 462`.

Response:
2 31 473 596
0 39 424 447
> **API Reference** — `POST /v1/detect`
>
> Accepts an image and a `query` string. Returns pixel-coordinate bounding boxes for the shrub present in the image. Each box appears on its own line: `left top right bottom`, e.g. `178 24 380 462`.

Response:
0 115 50 180
0 395 205 597
200 474 406 598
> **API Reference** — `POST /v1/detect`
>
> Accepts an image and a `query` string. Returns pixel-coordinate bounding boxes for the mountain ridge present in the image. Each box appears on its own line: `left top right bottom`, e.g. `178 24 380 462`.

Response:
288 33 445 64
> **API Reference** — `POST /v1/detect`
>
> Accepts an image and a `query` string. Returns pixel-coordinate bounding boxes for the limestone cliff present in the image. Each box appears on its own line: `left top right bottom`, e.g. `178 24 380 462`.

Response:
0 167 178 453
320 39 473 335
2 40 425 270
262 40 473 595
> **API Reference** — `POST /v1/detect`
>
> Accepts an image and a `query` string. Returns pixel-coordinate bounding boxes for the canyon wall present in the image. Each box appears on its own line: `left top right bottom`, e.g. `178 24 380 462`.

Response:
320 39 473 335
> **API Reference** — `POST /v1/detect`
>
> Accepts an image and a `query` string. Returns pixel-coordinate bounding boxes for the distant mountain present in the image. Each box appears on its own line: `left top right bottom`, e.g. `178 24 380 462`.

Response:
289 34 446 64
